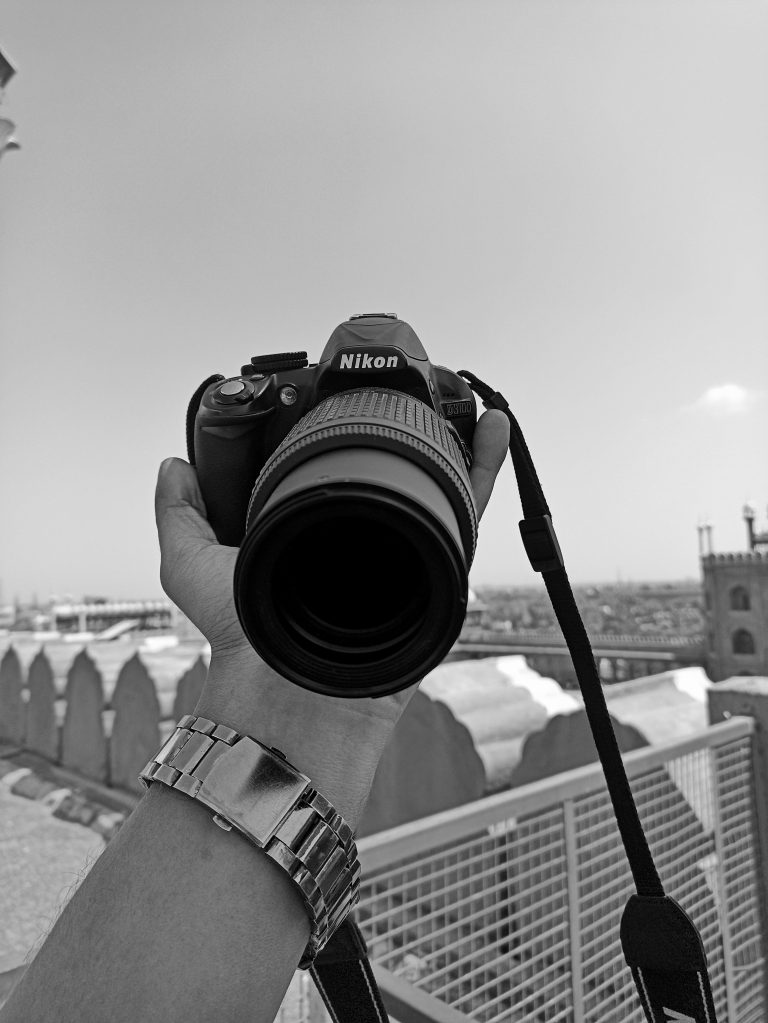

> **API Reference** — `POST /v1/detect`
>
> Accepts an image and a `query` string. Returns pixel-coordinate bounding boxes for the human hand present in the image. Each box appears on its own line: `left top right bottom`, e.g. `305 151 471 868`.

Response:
155 408 510 823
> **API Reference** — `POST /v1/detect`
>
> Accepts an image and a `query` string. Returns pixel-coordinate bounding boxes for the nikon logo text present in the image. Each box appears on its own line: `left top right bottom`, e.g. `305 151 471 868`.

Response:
339 352 401 370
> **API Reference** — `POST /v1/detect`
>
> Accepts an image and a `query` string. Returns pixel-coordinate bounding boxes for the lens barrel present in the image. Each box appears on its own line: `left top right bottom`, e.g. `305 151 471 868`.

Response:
233 388 477 697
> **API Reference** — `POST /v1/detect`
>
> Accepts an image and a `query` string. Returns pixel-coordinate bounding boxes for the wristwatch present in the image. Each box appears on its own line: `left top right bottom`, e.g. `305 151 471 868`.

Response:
139 714 361 969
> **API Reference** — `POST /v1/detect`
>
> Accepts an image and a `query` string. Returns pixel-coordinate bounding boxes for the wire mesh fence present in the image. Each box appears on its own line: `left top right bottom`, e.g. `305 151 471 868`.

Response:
277 717 765 1022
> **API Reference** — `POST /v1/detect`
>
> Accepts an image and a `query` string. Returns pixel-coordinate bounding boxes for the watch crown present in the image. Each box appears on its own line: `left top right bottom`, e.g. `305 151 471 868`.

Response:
212 814 233 832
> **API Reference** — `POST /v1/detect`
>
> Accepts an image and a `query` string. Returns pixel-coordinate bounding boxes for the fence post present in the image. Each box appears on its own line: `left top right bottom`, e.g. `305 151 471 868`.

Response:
61 649 108 783
25 649 58 761
708 676 768 1011
0 647 24 746
110 654 161 793
707 744 738 1022
563 798 585 1023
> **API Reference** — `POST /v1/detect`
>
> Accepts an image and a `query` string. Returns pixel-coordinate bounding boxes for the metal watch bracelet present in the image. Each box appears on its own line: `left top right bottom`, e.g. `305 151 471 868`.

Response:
139 714 361 969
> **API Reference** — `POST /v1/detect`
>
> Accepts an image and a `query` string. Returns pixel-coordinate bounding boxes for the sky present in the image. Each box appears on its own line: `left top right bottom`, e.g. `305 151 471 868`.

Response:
1 1 766 604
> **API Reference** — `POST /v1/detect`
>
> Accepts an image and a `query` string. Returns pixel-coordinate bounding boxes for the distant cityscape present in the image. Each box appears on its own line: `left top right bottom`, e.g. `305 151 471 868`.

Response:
2 498 766 688
0 579 705 643
474 580 705 640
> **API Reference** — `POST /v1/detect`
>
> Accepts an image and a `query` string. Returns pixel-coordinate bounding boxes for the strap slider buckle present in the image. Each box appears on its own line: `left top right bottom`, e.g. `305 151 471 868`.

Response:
519 514 564 573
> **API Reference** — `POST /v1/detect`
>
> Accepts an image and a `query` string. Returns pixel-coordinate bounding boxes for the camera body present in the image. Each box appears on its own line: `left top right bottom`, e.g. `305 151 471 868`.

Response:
193 314 478 547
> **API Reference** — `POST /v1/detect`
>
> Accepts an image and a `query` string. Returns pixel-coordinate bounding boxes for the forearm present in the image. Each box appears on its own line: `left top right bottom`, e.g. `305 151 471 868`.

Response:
1 667 384 1023
2 783 312 1023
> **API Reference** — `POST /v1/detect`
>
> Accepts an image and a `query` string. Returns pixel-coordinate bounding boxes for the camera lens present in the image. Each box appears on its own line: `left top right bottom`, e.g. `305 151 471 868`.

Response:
233 388 477 698
272 514 427 651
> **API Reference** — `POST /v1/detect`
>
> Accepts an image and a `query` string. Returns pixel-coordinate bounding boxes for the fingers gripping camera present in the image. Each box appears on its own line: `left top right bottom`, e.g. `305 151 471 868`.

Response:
191 314 479 698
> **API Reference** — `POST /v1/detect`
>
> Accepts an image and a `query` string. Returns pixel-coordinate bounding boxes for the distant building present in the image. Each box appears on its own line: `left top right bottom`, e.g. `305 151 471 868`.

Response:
701 503 768 681
460 588 488 637
0 45 19 159
51 599 173 635
0 48 14 91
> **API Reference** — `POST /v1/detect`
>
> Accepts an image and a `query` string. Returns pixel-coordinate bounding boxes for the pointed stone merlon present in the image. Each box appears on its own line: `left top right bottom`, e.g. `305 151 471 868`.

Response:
26 650 58 761
61 650 108 783
0 647 24 745
172 656 207 722
110 654 161 793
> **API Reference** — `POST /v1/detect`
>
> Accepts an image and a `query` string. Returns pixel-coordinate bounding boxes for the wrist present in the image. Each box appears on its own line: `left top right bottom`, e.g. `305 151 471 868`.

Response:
194 660 391 829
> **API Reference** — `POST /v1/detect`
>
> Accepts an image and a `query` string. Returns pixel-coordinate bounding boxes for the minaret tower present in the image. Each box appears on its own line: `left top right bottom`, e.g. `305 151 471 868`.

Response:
701 503 768 681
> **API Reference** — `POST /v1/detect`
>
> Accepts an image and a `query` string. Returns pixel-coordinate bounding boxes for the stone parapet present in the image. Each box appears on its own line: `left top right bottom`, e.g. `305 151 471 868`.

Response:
464 629 702 648
703 552 768 564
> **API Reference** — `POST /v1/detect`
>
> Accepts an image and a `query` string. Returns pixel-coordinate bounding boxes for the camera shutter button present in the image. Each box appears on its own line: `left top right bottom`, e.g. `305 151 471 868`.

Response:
214 379 255 405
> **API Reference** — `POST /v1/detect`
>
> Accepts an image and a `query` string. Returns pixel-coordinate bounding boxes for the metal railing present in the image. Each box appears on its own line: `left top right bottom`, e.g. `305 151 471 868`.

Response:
278 716 765 1022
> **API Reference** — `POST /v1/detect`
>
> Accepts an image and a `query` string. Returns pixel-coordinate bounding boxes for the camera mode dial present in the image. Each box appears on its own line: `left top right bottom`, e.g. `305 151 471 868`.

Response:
250 352 308 374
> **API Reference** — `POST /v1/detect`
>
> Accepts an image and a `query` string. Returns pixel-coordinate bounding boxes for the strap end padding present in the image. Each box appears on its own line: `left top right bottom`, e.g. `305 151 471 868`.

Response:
622 897 718 1023
621 895 709 972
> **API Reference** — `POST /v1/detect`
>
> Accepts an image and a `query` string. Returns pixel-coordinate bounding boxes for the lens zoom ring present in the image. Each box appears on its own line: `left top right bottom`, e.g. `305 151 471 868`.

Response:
248 417 477 560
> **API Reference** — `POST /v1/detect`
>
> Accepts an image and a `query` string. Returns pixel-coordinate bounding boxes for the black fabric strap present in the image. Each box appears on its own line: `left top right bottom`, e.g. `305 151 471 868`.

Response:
541 567 663 897
459 370 719 1023
310 917 389 1023
459 368 663 896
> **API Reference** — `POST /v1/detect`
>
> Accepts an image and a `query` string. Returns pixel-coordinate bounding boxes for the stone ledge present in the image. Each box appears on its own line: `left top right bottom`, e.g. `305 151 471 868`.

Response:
0 957 27 1011
712 675 768 695
0 767 32 789
0 743 138 815
0 748 140 845
7 772 60 802
51 791 100 828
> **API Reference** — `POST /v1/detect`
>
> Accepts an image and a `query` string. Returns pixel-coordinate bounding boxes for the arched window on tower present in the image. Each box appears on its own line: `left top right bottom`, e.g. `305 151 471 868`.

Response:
732 629 756 655
730 586 751 611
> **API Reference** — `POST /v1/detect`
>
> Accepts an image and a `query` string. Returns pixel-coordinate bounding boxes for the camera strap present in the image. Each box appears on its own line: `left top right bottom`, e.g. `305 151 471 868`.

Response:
457 370 719 1023
309 371 717 1023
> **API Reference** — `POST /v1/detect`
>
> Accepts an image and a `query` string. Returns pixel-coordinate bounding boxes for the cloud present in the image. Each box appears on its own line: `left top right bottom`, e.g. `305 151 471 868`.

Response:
683 383 762 417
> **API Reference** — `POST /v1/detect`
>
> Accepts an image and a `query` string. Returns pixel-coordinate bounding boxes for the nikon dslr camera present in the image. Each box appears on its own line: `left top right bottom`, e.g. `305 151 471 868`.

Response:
190 314 478 698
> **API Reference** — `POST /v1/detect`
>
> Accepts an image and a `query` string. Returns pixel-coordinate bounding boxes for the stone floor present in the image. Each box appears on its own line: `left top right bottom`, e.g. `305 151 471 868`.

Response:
0 781 105 1007
0 776 323 1020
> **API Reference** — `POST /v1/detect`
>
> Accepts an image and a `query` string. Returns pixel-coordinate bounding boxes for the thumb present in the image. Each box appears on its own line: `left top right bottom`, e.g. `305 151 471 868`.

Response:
155 457 218 559
469 409 510 521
